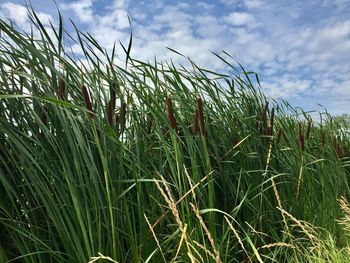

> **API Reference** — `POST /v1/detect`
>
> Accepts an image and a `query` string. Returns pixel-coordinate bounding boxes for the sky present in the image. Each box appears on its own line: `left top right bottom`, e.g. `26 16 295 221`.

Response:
0 0 349 116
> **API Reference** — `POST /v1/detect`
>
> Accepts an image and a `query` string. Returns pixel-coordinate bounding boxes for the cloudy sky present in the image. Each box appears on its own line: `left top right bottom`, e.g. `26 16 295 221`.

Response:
0 0 350 115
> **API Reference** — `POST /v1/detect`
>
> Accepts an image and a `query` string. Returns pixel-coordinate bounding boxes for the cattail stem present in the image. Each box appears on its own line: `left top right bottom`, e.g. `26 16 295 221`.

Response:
81 85 94 118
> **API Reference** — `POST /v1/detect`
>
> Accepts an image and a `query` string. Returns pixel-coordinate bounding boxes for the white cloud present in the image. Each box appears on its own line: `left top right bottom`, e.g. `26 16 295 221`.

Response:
61 0 94 23
224 12 255 26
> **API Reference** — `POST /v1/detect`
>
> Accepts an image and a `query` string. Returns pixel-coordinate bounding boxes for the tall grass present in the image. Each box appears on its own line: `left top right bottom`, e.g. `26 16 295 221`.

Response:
0 8 350 262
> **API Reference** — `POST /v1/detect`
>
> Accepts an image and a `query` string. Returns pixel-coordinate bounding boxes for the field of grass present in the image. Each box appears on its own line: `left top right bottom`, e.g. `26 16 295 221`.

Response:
1 9 350 263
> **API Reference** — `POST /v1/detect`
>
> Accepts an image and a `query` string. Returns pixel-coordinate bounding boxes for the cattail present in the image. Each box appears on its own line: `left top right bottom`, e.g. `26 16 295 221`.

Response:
107 100 113 125
193 108 199 135
120 102 127 133
336 142 342 158
196 97 208 143
270 107 275 135
276 127 283 144
300 134 305 151
266 124 271 145
298 122 304 151
147 113 153 134
261 101 269 121
40 106 48 126
106 84 117 125
166 97 178 134
321 130 325 146
258 101 269 135
110 84 116 109
58 79 65 100
306 119 312 139
114 114 119 127
81 85 93 118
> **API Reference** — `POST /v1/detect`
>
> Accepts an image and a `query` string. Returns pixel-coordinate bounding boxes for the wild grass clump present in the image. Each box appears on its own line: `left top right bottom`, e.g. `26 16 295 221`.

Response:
0 8 350 262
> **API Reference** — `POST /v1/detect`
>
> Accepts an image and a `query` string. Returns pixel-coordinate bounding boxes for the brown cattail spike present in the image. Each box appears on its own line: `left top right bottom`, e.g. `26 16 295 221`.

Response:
270 107 275 135
147 113 153 134
193 108 199 135
82 85 93 118
266 125 271 145
276 127 283 144
40 106 48 126
258 101 269 135
196 97 207 143
120 102 127 133
58 79 65 100
298 121 304 151
110 84 116 109
261 101 269 121
166 97 178 134
321 130 325 146
306 119 312 139
107 100 113 125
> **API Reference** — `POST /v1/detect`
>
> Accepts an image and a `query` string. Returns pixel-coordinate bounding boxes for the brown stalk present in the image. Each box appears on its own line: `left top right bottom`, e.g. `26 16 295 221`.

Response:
166 97 178 134
58 79 65 100
196 97 207 143
81 85 94 118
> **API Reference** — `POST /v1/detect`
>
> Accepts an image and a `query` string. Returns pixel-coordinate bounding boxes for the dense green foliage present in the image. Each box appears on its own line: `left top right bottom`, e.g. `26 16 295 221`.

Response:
1 9 350 262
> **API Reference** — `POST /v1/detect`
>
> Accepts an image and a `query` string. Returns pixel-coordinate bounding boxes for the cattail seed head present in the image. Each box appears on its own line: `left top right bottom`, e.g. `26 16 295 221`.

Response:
107 100 113 125
196 97 207 143
261 101 269 121
193 108 199 135
298 121 304 151
270 107 275 135
321 130 325 146
81 85 93 118
306 119 312 139
58 79 65 100
120 102 127 133
166 97 178 134
40 106 48 126
266 124 271 145
276 127 283 144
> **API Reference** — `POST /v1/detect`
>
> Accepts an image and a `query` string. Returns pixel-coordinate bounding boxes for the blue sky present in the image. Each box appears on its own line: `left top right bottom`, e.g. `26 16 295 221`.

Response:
0 0 350 116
